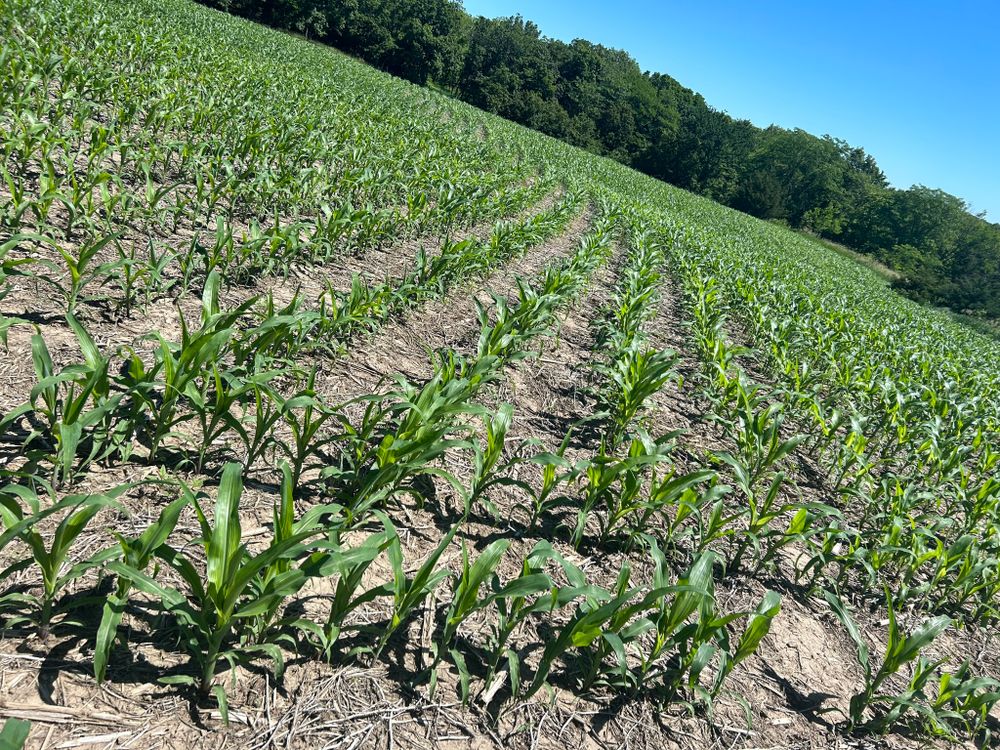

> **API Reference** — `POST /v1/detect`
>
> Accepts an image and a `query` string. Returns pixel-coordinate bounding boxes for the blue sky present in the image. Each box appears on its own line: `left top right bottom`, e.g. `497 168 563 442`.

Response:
462 0 1000 221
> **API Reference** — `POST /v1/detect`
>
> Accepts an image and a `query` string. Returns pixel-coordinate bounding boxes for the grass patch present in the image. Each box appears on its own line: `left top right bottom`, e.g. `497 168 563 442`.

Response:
797 231 900 284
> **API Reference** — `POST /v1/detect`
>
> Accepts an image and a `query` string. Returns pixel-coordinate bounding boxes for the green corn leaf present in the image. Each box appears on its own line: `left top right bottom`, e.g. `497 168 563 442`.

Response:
823 589 871 682
211 684 229 726
0 718 30 750
733 590 781 665
205 462 244 601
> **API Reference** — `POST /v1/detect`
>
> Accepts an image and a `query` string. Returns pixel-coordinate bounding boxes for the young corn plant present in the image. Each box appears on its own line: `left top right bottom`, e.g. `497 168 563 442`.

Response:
0 480 128 638
572 562 674 694
624 464 718 547
661 480 734 554
113 237 177 315
824 589 952 733
514 433 578 530
278 371 337 489
292 517 397 661
0 235 35 346
30 232 123 315
431 538 508 699
595 432 715 547
430 538 557 702
231 293 312 372
713 377 805 489
476 543 563 702
468 404 517 515
314 274 388 351
513 545 770 703
95 493 188 682
25 316 125 485
520 571 636 700
239 383 284 472
926 660 1000 741
186 364 280 472
242 462 346 642
641 545 782 707
0 161 34 231
373 521 459 659
106 463 325 716
323 359 487 524
474 282 558 365
594 345 678 447
569 435 674 549
123 272 254 463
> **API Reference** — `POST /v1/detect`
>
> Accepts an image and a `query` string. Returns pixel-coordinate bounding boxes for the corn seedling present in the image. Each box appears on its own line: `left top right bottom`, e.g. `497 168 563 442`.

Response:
825 588 952 732
594 346 678 447
107 463 325 714
0 236 35 346
475 543 562 702
0 481 128 638
293 517 397 661
926 661 1000 741
374 519 459 658
95 493 188 682
24 315 125 485
30 232 123 314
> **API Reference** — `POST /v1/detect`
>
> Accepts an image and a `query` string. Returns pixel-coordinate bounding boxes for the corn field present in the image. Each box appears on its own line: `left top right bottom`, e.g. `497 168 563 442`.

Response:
1 0 999 748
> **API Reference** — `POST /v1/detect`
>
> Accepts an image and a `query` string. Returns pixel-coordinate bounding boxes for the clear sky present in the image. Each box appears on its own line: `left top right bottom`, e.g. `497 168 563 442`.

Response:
462 0 999 221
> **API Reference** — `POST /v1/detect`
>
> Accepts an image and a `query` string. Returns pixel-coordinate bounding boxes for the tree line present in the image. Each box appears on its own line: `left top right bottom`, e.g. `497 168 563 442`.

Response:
198 0 1000 319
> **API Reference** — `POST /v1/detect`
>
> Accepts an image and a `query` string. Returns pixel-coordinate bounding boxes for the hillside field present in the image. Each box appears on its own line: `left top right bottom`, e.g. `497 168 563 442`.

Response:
2 1 1000 748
